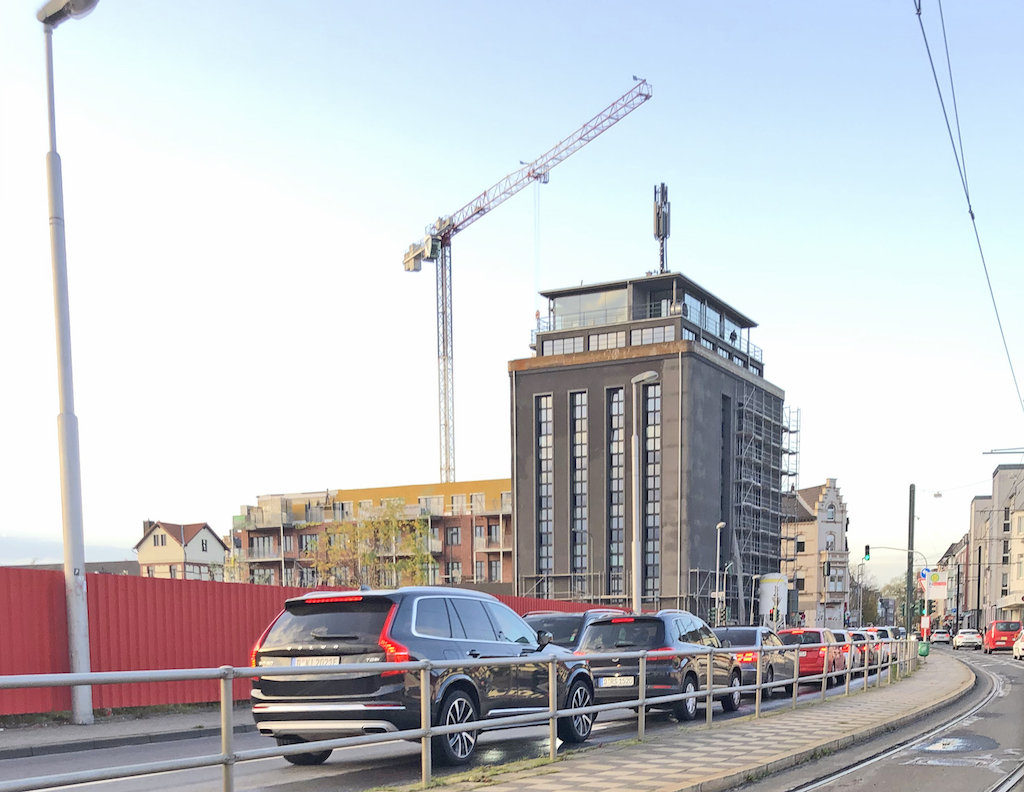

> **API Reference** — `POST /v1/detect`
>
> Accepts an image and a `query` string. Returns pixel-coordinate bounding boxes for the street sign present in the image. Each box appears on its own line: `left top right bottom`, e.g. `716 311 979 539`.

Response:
919 567 930 579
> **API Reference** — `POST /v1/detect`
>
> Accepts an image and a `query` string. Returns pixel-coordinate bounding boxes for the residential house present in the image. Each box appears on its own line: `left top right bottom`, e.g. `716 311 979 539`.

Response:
134 521 228 580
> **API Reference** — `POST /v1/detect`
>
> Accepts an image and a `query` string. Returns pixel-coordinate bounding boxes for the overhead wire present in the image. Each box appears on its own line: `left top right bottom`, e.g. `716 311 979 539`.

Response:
912 0 1024 422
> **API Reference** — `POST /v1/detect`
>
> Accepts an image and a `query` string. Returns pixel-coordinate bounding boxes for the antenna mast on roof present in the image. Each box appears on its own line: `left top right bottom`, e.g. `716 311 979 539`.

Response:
654 183 670 273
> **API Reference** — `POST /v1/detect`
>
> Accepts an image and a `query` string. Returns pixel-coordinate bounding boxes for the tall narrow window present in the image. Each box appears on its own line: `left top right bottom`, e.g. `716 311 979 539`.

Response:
607 388 625 595
536 395 554 596
571 392 589 587
643 383 662 599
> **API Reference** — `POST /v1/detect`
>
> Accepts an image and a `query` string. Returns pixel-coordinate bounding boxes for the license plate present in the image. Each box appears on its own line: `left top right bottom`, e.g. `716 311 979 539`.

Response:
293 656 340 666
598 676 635 687
799 651 807 657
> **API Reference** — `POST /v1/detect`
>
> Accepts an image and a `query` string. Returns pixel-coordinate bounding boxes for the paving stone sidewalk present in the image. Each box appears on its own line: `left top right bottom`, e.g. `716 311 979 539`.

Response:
451 653 973 792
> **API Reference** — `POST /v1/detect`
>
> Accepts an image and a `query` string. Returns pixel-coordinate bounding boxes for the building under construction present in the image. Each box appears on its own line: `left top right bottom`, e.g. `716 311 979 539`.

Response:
510 271 789 623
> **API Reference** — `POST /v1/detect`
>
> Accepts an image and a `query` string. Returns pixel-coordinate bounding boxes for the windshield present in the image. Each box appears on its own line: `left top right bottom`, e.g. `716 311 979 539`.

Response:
263 598 392 650
780 631 822 646
714 628 758 646
577 619 666 652
524 614 583 647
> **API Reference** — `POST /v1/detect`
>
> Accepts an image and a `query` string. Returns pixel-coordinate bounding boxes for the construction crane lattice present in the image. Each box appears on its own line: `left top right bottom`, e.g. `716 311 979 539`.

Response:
404 79 653 483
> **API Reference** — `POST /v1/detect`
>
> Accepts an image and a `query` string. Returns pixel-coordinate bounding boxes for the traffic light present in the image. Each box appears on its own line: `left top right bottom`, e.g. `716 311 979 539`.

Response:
823 560 832 578
864 545 870 561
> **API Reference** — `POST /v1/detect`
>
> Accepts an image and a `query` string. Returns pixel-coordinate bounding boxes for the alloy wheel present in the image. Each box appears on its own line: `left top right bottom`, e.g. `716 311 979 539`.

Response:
444 696 477 759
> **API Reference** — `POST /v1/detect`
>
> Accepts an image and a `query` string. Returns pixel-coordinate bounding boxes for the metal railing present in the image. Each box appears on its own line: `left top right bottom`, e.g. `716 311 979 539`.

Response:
0 638 915 792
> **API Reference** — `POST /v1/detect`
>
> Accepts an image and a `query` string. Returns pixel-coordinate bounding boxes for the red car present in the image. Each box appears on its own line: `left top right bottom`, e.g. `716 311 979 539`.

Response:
778 628 846 686
983 620 1022 654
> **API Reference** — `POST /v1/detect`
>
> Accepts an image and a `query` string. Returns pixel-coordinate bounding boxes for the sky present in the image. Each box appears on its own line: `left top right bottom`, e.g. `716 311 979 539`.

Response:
1 1 1022 589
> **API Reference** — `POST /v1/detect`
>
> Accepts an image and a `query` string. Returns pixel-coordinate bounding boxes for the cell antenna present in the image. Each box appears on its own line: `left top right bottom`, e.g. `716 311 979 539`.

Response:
654 183 670 273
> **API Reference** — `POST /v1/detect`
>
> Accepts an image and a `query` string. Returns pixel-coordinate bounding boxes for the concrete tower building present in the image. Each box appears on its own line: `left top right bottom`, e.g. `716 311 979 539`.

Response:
510 272 788 623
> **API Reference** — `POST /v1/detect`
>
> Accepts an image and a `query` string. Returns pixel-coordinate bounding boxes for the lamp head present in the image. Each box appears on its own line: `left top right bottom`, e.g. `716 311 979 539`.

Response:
630 370 659 386
716 521 726 531
37 0 98 27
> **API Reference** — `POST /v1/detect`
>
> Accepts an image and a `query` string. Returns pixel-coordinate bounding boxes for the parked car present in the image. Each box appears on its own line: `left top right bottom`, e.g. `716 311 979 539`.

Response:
575 610 744 721
983 620 1023 654
952 628 982 650
250 587 595 766
832 630 862 671
931 629 951 645
1013 630 1024 661
713 626 798 696
777 628 846 685
848 630 877 669
524 608 627 650
863 626 896 664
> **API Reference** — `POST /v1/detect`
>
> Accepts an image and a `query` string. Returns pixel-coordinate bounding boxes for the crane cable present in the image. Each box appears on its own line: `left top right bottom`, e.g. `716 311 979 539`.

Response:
912 0 1024 422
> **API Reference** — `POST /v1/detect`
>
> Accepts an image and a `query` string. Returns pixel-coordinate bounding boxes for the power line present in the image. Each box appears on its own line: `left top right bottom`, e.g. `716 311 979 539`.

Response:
912 1 1024 422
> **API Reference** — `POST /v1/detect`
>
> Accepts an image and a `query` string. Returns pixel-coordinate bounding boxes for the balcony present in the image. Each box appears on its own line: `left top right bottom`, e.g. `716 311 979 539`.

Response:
474 536 513 553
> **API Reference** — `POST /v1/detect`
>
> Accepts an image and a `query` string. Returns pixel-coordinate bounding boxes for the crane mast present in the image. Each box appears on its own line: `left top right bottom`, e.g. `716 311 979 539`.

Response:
404 79 653 483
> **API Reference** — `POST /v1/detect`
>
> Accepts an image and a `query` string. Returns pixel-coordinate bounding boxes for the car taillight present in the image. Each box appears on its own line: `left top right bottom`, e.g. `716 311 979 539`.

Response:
818 647 827 656
611 617 635 623
250 610 282 668
736 651 757 663
378 603 410 676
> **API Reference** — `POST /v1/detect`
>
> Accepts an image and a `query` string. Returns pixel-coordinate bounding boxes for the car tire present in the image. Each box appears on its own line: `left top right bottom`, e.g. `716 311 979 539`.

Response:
276 736 332 766
765 666 775 697
432 689 479 766
721 672 742 712
557 678 594 744
673 674 699 722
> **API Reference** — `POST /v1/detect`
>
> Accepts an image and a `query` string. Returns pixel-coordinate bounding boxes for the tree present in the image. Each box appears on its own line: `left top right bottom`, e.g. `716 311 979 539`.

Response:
301 499 434 588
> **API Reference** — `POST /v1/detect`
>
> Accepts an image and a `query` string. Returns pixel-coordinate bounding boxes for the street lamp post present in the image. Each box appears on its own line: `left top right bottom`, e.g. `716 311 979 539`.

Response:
714 521 725 627
38 0 100 726
630 370 659 614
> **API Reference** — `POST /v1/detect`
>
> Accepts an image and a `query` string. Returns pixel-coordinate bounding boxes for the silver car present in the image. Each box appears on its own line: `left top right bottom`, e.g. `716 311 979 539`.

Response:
713 626 798 696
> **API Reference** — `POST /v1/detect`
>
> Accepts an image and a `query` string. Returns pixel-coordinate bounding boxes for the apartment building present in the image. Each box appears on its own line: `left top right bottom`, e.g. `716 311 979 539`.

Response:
964 465 1024 628
780 480 850 629
231 479 514 592
510 271 789 622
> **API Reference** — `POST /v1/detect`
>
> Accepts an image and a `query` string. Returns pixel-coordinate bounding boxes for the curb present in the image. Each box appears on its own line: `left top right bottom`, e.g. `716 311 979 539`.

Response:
0 723 258 761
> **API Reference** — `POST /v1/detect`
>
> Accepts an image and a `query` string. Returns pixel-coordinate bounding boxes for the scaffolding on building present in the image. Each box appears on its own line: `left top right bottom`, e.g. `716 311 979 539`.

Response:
730 383 786 623
779 406 802 625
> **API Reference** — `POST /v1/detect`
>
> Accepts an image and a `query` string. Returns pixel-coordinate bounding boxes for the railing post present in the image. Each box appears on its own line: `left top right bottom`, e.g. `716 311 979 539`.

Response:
548 657 558 761
791 648 799 709
820 645 828 701
638 653 647 740
844 648 851 697
420 662 432 788
895 640 902 681
219 666 235 792
705 649 714 726
754 647 763 718
887 641 894 685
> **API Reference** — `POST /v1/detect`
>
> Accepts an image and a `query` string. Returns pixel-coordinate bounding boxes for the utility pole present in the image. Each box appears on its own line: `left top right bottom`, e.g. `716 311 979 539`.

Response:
905 484 915 631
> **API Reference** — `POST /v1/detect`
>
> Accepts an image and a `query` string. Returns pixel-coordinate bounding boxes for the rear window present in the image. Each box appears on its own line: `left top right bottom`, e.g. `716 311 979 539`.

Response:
264 597 392 650
525 614 584 647
714 628 757 646
577 619 666 652
994 621 1021 632
780 631 822 646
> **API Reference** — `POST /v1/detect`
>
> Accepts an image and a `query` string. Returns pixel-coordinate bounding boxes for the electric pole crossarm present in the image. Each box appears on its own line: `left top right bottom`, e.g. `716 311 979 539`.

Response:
428 80 653 240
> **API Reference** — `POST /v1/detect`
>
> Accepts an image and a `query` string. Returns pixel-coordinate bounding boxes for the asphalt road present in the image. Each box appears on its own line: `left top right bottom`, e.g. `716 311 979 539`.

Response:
744 646 1024 792
0 667 896 792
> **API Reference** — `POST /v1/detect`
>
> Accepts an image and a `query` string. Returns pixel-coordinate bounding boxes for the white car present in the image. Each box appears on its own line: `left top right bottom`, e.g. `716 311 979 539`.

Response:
1013 631 1024 661
931 629 951 644
953 629 982 650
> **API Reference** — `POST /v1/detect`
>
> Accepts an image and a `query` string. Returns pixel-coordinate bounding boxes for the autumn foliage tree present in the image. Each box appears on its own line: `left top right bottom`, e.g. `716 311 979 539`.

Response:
300 499 434 588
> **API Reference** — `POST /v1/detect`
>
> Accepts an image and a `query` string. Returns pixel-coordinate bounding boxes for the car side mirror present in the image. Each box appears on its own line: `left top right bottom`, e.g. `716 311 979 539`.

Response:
537 630 553 648
721 639 731 648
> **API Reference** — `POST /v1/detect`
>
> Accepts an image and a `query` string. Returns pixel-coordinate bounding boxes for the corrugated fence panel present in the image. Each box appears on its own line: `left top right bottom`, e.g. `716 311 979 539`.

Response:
0 567 612 715
0 568 70 714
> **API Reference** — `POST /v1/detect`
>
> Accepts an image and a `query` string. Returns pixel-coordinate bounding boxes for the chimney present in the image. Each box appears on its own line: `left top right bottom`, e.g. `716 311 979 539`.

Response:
143 520 155 534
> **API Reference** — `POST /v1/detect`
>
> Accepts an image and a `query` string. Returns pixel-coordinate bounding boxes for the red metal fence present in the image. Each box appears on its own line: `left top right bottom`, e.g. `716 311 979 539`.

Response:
0 567 599 716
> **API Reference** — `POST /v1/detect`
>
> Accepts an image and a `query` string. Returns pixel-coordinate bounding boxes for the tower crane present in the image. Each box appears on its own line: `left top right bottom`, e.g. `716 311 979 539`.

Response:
404 79 653 484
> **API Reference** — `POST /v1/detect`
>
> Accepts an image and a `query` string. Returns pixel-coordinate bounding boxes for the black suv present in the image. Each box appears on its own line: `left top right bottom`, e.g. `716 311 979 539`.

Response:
575 609 743 721
251 587 595 766
524 609 628 650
